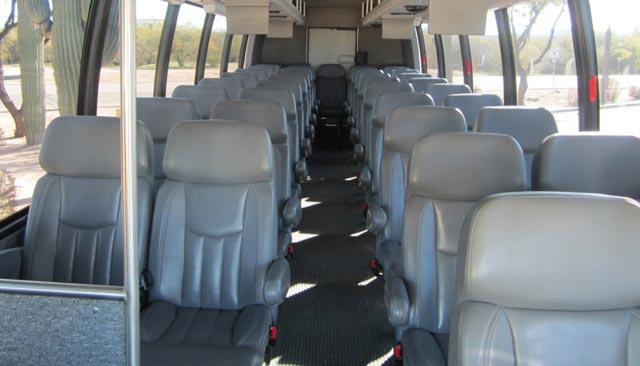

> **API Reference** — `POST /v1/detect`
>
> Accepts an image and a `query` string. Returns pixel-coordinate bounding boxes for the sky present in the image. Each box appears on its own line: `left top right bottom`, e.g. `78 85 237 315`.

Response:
1 0 638 35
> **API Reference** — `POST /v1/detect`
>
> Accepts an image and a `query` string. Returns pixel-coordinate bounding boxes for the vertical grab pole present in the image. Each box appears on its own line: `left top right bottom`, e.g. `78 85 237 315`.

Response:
120 0 140 365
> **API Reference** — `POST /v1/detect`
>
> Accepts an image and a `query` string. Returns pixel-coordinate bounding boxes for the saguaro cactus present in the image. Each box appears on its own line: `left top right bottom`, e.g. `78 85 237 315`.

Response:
18 0 120 145
18 0 50 145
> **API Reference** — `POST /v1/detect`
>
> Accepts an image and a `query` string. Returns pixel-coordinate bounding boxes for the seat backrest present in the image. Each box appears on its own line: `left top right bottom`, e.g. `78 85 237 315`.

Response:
316 64 347 109
369 92 434 193
450 192 640 366
533 134 640 199
197 77 244 99
137 97 200 192
23 116 154 286
379 107 467 244
397 73 427 83
403 133 527 334
476 106 558 184
148 120 277 310
237 68 267 81
171 85 227 119
210 100 291 230
238 87 300 164
409 78 448 93
222 72 258 88
444 93 503 130
258 79 304 130
425 83 472 105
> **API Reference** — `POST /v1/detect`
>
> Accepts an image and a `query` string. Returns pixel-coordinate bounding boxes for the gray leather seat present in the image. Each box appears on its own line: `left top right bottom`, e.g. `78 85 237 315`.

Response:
210 100 302 257
141 121 290 366
359 80 413 167
359 92 434 197
409 78 448 93
397 73 427 83
222 72 258 88
444 93 503 130
475 106 558 185
237 68 267 81
0 116 154 284
382 66 411 77
238 87 308 183
137 97 200 192
391 69 419 78
425 83 472 106
316 64 347 117
533 134 640 199
383 133 527 365
366 107 467 273
171 85 227 119
449 192 640 366
257 78 312 158
197 77 244 99
272 73 312 136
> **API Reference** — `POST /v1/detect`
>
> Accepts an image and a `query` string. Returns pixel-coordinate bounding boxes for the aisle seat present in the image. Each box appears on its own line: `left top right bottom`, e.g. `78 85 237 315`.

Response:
197 78 244 100
171 85 227 119
425 84 472 106
444 93 503 130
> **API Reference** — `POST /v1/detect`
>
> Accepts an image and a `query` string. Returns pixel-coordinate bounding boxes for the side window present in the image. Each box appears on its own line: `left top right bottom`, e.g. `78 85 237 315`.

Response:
227 35 242 72
441 34 464 84
205 16 228 78
510 0 578 132
469 13 504 97
166 4 205 95
135 0 167 97
591 0 640 135
421 25 439 76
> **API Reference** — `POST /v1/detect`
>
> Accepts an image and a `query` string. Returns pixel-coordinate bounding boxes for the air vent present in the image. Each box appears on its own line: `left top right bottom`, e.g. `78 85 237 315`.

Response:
404 5 427 14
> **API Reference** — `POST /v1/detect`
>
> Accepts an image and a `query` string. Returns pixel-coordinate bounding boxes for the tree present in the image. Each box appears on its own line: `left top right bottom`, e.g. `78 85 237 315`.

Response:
510 0 565 105
0 0 23 138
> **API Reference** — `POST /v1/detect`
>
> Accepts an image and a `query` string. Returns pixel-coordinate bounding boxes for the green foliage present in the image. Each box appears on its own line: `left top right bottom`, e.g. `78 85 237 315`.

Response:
0 169 16 218
0 27 18 64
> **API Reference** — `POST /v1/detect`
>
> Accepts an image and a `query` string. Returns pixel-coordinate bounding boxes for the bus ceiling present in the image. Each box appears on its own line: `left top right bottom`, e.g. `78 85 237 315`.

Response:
178 0 526 39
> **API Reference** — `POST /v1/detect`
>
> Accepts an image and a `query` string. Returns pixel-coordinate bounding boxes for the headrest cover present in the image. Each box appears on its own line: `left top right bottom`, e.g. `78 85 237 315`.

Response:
257 80 302 101
137 97 200 142
364 80 413 107
408 132 527 200
409 78 448 93
384 106 467 153
163 120 273 184
317 64 345 79
211 101 288 144
372 92 434 127
171 85 227 119
426 83 472 105
197 78 243 99
239 87 296 116
444 93 504 130
40 116 153 179
476 106 558 152
533 134 640 198
458 192 640 310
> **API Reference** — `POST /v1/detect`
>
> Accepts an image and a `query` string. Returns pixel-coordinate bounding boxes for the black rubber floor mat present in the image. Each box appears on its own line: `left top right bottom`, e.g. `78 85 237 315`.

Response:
269 149 396 366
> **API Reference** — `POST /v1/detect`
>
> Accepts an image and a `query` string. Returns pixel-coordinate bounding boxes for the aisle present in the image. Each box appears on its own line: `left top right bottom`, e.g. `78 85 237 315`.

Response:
270 148 395 366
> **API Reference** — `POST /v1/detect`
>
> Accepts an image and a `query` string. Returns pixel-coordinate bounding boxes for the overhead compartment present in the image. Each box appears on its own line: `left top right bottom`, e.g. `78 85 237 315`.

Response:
428 0 489 35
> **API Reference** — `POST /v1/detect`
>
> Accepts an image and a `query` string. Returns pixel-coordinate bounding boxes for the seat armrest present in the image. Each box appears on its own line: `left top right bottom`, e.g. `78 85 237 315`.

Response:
358 165 372 190
385 275 410 327
0 247 23 279
366 204 387 233
295 160 309 183
264 258 291 306
301 138 312 158
401 328 446 366
277 232 292 258
283 192 302 227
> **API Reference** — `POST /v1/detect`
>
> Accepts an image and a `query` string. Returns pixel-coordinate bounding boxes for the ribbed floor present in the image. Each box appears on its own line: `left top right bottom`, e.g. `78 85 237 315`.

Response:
270 148 395 366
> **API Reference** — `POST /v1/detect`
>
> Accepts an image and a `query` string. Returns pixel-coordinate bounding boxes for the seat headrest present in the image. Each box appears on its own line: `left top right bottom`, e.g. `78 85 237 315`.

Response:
444 93 504 130
397 73 425 83
210 101 288 144
222 72 258 88
171 85 227 119
163 120 273 184
238 87 296 117
409 78 448 93
372 92 434 127
364 80 413 107
475 106 558 152
40 116 153 179
137 97 200 142
426 83 472 105
458 192 640 311
197 78 243 99
384 106 467 153
533 134 640 198
316 64 345 79
257 80 302 101
408 132 527 200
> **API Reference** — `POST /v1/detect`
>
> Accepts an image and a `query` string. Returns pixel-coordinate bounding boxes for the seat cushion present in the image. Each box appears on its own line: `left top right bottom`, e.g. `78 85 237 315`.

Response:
141 302 271 366
401 328 446 366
